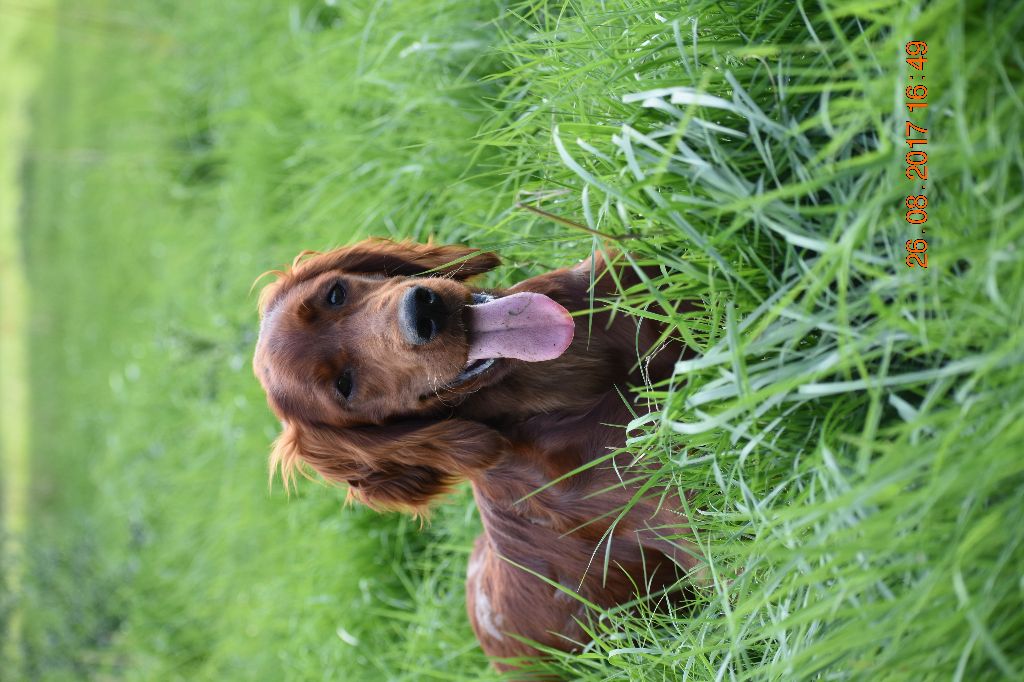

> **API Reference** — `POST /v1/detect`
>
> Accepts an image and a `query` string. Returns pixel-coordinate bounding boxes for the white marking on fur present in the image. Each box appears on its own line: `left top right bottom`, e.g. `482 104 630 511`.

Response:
467 554 482 580
527 513 553 528
474 584 505 641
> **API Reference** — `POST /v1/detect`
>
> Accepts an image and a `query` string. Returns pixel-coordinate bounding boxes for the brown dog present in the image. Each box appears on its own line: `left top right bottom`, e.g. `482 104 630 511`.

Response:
253 239 701 673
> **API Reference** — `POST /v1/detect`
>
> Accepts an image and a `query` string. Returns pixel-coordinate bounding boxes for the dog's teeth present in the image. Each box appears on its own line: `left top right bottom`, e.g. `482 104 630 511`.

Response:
454 358 494 385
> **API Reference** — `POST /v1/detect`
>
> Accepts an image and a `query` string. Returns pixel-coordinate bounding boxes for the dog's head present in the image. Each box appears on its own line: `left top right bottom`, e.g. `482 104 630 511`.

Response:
253 238 573 514
255 238 505 425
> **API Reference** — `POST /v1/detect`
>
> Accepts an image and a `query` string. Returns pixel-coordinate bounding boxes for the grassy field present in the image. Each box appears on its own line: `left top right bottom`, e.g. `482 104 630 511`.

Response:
3 0 1022 680
1 0 52 674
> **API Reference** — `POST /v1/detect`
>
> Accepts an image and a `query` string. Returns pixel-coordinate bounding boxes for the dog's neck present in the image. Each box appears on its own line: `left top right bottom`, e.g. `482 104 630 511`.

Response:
456 261 683 533
457 260 672 420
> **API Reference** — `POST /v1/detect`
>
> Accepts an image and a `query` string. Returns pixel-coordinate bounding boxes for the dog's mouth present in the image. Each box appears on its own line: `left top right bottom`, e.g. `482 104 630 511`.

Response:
452 294 498 386
454 357 496 385
452 291 574 387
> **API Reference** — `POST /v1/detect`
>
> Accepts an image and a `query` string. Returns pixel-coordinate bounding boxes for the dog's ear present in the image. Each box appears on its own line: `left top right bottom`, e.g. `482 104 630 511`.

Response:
269 421 346 493
299 239 499 281
270 418 504 516
256 239 499 317
256 239 499 316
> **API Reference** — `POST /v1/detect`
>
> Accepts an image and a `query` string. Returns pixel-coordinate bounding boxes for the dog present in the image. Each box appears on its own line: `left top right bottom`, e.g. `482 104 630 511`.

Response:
253 238 702 674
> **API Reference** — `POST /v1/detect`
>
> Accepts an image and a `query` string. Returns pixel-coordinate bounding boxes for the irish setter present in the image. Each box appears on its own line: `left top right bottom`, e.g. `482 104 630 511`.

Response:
253 239 702 675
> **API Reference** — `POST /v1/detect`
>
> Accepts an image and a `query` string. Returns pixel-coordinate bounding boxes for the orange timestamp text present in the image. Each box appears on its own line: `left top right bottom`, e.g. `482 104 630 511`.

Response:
904 40 929 268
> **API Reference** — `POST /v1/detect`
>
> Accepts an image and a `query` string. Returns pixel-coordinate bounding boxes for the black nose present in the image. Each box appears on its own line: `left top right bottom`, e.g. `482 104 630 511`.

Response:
400 286 449 345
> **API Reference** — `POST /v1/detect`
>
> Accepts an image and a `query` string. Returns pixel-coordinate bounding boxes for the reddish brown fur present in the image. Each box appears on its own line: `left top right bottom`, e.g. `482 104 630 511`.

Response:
253 238 702 674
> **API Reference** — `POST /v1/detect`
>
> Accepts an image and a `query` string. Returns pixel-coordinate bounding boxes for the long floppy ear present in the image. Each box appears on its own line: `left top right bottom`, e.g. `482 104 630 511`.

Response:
257 239 500 316
270 418 504 516
298 238 498 282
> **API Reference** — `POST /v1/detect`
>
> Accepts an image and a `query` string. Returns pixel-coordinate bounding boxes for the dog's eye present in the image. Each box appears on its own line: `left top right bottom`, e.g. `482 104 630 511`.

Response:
326 282 346 306
335 370 354 400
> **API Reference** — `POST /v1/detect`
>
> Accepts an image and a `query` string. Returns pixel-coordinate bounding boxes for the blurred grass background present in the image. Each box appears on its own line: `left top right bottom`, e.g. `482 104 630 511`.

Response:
2 0 1022 680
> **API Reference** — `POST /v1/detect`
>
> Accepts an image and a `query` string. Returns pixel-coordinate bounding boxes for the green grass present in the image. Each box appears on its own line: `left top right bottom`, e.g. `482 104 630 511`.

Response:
3 0 1022 680
1 1 53 674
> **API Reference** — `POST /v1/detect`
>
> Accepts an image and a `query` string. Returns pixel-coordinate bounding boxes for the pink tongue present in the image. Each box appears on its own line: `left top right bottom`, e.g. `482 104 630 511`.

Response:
465 292 575 362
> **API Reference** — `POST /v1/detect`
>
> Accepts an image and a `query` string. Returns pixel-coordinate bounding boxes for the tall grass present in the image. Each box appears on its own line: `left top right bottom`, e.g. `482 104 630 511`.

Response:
482 1 1024 678
6 0 1022 680
16 1 510 679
